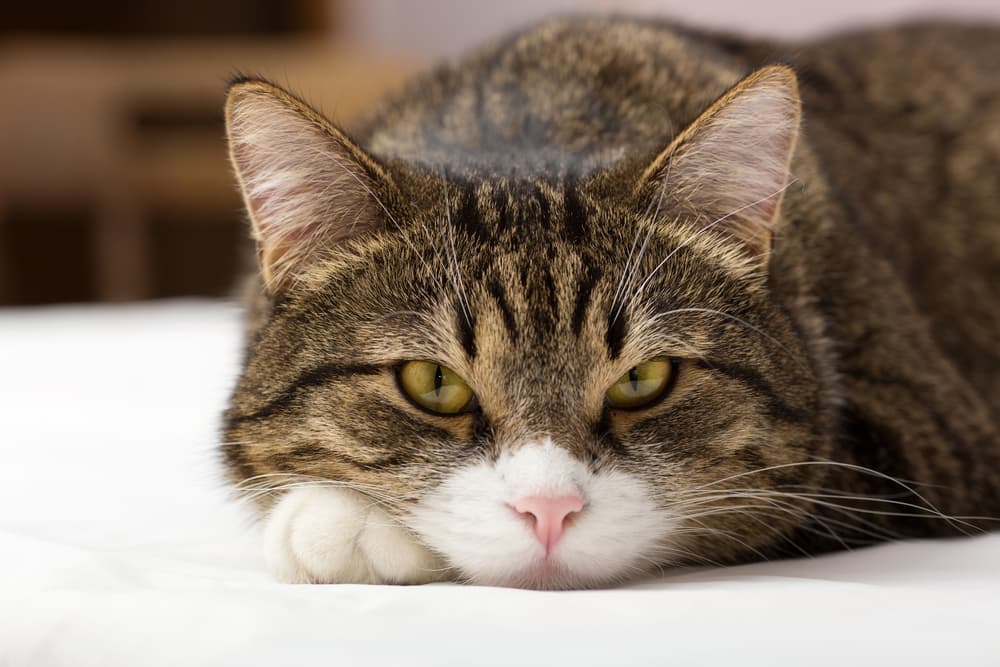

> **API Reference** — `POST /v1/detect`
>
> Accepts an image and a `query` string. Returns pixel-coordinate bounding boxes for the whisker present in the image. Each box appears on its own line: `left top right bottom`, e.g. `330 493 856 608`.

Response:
610 159 672 324
233 477 411 513
632 180 796 300
441 177 474 329
649 306 806 370
683 492 896 546
688 460 987 533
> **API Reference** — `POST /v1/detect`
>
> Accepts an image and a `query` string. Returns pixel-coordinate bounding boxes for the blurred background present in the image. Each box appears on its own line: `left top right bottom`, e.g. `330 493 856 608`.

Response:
2 0 998 306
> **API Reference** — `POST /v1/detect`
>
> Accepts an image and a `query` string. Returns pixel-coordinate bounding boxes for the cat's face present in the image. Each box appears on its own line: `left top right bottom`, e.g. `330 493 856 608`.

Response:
223 66 829 588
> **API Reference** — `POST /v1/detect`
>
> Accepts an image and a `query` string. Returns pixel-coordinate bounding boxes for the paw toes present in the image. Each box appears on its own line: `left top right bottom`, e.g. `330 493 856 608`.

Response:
263 486 445 585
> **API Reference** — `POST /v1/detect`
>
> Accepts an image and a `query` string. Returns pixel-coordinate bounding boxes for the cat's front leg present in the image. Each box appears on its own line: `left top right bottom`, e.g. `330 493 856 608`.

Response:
264 486 446 584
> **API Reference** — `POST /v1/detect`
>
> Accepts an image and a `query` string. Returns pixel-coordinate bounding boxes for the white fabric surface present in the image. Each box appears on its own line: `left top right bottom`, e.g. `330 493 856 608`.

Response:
1 300 998 666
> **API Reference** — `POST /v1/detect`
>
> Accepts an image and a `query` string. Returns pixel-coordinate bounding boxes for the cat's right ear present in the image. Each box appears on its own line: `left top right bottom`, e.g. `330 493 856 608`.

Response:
225 78 390 293
634 65 801 264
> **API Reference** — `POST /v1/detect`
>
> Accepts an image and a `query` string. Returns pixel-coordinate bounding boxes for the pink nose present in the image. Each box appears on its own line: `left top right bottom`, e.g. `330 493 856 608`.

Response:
512 494 584 553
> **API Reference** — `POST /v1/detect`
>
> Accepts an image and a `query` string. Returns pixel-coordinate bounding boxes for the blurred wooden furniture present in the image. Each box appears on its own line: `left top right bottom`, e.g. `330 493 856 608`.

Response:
0 39 415 304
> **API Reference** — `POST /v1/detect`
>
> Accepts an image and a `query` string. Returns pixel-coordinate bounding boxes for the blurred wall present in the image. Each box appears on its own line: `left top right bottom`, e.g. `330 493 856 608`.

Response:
0 0 410 306
3 0 999 306
343 0 1000 58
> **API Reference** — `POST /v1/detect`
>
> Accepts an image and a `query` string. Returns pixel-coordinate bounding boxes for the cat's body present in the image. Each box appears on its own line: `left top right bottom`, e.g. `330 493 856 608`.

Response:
222 18 1000 588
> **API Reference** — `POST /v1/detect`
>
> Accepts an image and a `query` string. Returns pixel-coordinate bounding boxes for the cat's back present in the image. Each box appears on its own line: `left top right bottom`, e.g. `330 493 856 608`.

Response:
795 24 1000 272
795 24 1000 405
359 17 750 175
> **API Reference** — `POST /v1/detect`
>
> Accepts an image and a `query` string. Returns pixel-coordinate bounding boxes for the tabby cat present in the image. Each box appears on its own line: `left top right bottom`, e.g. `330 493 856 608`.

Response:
221 17 1000 589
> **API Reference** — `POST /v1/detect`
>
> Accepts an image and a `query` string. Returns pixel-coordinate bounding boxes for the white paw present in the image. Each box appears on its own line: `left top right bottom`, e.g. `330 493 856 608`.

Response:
264 486 446 584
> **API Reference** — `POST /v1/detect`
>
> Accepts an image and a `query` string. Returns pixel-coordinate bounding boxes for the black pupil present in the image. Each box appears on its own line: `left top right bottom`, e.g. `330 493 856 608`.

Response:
434 365 444 396
628 367 639 391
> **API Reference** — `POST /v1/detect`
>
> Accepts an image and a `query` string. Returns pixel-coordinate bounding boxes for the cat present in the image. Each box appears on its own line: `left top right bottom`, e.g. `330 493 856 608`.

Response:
220 17 1000 589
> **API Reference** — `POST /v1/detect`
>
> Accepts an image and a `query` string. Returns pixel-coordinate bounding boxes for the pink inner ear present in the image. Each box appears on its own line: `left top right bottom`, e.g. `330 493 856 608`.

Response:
249 184 317 239
248 184 325 281
228 87 384 291
647 67 801 259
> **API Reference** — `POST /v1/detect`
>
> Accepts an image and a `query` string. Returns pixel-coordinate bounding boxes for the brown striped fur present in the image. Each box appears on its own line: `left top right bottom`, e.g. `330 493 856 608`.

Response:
222 17 1000 583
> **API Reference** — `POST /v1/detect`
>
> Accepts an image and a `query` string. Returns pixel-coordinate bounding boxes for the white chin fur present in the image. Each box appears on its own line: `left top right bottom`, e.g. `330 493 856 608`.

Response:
409 440 672 589
264 486 445 584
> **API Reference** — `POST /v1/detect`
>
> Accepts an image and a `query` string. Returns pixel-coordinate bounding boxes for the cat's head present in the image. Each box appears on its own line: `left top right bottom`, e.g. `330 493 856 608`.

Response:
222 65 830 588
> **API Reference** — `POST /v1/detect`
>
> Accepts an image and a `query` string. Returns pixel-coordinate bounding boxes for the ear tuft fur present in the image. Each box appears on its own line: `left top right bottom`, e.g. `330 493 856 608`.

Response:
640 65 802 261
225 80 389 292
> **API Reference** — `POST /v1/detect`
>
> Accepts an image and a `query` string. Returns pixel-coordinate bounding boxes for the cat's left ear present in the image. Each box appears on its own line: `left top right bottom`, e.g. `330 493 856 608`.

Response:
225 78 393 293
637 65 801 262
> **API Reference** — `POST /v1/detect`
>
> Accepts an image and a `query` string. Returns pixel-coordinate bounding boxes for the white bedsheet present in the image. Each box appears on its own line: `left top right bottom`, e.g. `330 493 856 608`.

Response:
1 300 997 666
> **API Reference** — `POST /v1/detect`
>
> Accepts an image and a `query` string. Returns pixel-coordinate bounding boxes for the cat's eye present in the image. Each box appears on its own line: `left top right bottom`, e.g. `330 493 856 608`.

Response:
398 361 475 415
605 358 673 410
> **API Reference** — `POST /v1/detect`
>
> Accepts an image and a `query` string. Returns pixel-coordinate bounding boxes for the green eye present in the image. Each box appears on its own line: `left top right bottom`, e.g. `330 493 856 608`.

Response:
606 358 673 410
398 361 474 415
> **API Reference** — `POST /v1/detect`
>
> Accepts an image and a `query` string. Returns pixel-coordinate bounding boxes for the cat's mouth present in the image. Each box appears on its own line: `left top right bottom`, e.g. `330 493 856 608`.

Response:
449 541 637 590
494 556 587 590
